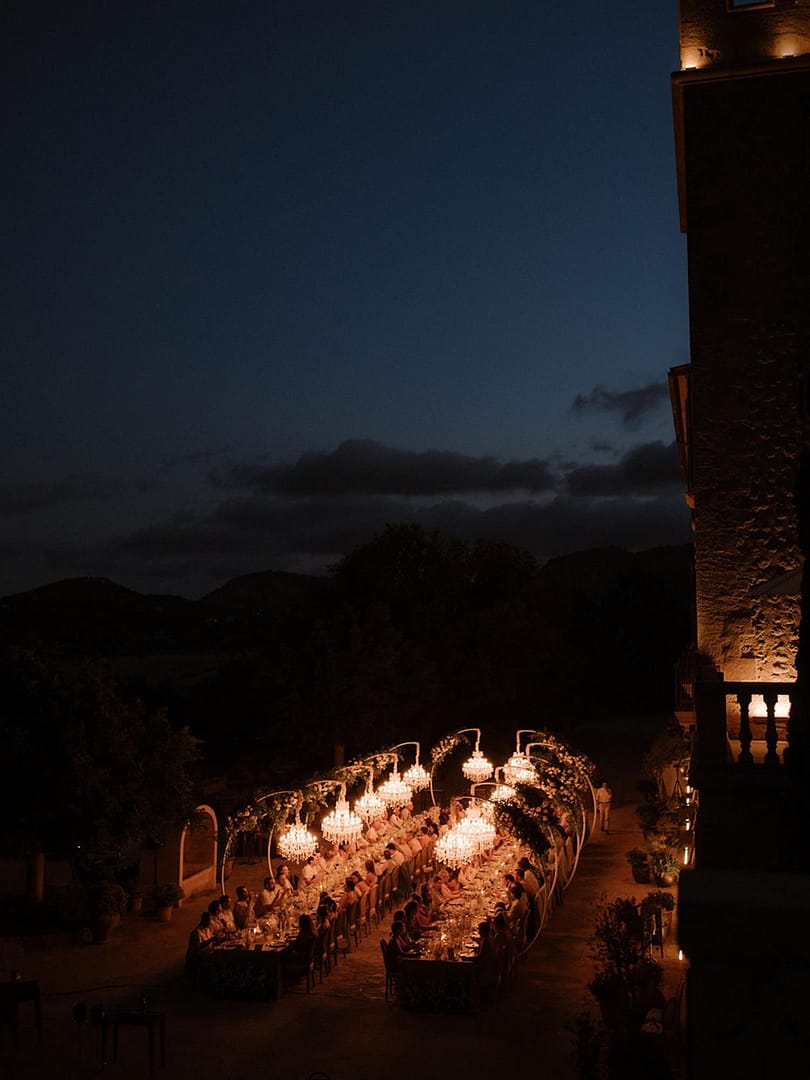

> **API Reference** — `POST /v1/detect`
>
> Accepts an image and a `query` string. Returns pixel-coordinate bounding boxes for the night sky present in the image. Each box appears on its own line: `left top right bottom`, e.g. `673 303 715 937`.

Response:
2 1 692 599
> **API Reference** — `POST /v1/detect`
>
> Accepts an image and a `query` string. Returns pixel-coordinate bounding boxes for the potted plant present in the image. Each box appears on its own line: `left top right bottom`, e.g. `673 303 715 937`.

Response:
625 848 651 884
128 889 144 913
152 882 185 921
647 843 680 887
587 894 644 1028
88 881 128 943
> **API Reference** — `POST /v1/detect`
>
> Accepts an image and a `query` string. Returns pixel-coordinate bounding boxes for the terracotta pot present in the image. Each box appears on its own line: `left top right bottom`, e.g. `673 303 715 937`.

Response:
631 865 651 884
657 871 677 887
129 894 143 913
156 905 173 923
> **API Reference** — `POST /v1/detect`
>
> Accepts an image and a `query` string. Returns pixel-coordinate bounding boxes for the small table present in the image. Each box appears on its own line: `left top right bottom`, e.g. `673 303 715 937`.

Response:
0 979 42 1046
101 1009 166 1071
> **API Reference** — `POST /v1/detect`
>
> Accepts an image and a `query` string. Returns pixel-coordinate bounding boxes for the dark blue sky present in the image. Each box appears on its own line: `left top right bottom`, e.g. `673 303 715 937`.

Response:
2 1 692 598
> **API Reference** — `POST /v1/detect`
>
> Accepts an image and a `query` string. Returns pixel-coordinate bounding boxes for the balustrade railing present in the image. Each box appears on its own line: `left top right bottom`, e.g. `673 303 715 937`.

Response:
694 679 796 769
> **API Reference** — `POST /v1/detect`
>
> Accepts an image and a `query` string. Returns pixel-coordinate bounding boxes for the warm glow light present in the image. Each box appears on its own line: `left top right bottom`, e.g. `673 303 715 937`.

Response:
403 762 430 791
502 751 535 786
683 846 690 866
455 805 496 854
278 821 318 862
377 767 413 809
749 693 791 719
321 787 364 844
462 748 494 783
434 827 476 870
678 949 684 962
354 786 386 824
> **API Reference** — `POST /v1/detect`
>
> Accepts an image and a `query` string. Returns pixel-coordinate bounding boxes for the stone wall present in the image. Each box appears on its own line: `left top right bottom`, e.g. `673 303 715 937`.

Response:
682 65 810 681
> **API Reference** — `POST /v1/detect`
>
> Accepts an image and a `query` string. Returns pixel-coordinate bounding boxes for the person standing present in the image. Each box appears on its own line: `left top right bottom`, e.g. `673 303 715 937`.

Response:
596 780 613 833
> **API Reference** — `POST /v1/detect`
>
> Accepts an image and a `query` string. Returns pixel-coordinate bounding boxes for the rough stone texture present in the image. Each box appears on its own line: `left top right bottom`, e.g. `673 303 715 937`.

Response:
679 0 810 71
682 65 810 682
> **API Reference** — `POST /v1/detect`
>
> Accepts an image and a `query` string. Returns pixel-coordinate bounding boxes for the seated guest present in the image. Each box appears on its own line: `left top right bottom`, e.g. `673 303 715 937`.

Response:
256 875 281 917
444 869 463 896
316 894 337 930
218 894 237 932
350 869 369 897
276 864 295 898
403 898 423 940
185 911 215 979
400 800 413 821
431 874 452 906
407 831 422 857
233 885 255 930
289 912 317 964
506 882 528 931
418 826 433 849
387 920 419 969
391 910 417 949
340 876 358 910
363 859 378 888
385 842 406 867
300 856 319 887
414 891 433 929
207 898 225 933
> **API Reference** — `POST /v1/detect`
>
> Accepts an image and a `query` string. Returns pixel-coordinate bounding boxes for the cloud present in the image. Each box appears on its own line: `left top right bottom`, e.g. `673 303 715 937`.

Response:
565 441 680 496
571 382 669 428
0 440 692 598
0 475 159 516
213 439 556 497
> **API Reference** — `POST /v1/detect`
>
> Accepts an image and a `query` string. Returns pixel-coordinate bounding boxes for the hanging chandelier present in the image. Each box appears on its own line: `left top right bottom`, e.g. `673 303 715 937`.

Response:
321 784 364 845
277 819 318 862
434 827 476 870
491 779 517 802
403 761 430 791
462 748 494 783
502 751 535 786
354 778 386 824
456 805 496 854
377 766 413 809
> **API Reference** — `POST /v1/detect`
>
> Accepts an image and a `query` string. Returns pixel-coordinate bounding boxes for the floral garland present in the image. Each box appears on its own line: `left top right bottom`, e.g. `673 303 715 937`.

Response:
429 731 472 769
493 798 552 860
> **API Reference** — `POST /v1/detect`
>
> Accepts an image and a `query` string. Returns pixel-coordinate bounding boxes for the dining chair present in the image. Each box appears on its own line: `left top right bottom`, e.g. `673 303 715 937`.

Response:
367 884 380 930
380 939 397 1003
346 900 361 950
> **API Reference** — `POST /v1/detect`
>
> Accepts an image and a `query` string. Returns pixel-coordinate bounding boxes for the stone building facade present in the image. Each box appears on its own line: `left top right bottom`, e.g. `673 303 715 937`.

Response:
669 2 810 1077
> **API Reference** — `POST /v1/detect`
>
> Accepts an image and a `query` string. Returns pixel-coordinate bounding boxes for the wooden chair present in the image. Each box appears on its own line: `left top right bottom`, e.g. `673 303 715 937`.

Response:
283 937 317 993
380 938 398 1003
314 925 330 980
367 883 380 930
332 909 350 960
358 890 370 938
346 900 362 950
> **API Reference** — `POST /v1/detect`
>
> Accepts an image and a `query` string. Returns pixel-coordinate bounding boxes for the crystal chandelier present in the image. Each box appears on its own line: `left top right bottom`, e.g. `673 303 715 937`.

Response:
462 748 494 783
377 766 413 809
403 761 430 791
491 779 516 802
354 778 386 824
502 751 535 786
434 827 476 870
456 805 496 854
321 785 364 845
277 819 318 862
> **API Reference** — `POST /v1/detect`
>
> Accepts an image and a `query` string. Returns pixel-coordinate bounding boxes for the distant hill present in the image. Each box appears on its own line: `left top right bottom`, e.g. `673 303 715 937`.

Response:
0 570 329 657
199 568 328 615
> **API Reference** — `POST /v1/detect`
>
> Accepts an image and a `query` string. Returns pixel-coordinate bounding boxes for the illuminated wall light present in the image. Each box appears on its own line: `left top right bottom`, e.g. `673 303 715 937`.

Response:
678 949 684 962
683 846 690 866
749 694 790 719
